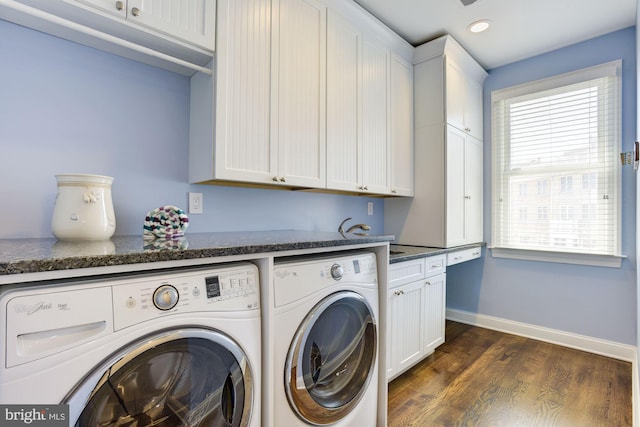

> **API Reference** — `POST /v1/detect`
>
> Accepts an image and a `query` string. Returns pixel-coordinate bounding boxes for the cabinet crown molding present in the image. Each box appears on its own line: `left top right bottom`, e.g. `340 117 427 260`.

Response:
413 34 488 83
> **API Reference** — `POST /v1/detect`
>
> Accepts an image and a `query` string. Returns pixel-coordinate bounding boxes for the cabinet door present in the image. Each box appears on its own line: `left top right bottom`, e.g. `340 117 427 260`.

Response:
215 0 274 184
129 0 215 50
389 53 414 196
387 280 424 380
465 136 483 243
446 57 484 140
273 0 326 188
361 37 390 194
423 272 446 354
446 125 466 247
326 10 360 192
76 0 126 17
445 58 465 133
465 76 484 140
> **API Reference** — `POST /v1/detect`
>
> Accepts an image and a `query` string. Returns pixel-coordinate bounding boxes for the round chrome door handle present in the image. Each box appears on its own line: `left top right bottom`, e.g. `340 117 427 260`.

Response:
131 6 141 16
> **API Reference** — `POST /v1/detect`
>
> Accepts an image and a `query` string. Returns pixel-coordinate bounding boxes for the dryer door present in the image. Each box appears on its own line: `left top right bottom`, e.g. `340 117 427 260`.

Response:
285 291 377 425
65 328 253 427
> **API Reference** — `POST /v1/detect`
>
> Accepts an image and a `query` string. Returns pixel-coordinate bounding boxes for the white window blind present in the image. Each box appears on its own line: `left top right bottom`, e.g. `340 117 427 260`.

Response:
491 61 622 265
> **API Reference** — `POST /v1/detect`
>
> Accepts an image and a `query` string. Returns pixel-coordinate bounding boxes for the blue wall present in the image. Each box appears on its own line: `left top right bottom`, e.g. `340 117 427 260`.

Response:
0 20 383 239
446 27 637 345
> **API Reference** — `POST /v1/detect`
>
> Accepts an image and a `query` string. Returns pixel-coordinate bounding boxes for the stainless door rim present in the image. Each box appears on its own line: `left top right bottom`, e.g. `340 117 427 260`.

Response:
284 290 377 425
63 326 254 427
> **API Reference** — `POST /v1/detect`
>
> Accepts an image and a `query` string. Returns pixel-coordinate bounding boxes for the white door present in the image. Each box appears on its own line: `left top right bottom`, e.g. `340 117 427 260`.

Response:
446 125 466 246
326 11 360 192
423 273 446 354
75 0 127 18
390 53 414 196
215 0 274 184
273 0 326 188
387 280 424 378
361 38 390 194
465 136 484 244
129 0 215 49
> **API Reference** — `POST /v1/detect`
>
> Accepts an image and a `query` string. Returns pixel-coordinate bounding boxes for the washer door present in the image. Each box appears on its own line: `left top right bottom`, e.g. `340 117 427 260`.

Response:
285 291 377 425
65 328 253 427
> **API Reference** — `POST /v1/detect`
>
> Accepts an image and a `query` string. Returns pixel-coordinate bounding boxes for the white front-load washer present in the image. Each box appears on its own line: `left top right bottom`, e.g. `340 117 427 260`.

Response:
0 262 261 427
269 251 379 427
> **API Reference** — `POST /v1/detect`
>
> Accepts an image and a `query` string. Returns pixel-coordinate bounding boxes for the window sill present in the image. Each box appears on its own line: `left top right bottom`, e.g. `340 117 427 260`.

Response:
489 247 624 268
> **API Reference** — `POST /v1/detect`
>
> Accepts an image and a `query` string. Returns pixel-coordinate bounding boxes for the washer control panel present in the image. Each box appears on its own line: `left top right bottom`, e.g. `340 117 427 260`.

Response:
112 263 259 331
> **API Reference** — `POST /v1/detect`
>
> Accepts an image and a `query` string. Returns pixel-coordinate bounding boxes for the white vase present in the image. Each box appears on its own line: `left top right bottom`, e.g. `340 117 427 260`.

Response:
51 174 116 241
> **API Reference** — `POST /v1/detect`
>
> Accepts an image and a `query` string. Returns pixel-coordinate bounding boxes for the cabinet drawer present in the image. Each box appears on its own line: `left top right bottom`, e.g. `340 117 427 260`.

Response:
388 258 426 288
424 255 446 277
447 247 481 266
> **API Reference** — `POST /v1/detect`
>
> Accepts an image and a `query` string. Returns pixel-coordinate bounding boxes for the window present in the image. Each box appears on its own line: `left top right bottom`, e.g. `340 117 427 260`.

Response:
491 61 622 267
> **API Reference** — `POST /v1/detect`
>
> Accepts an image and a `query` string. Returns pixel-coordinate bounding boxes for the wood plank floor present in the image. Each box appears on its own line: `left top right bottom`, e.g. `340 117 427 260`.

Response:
388 321 632 427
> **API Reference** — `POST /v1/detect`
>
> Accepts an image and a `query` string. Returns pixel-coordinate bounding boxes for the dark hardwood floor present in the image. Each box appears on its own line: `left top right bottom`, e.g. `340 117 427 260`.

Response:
388 321 632 426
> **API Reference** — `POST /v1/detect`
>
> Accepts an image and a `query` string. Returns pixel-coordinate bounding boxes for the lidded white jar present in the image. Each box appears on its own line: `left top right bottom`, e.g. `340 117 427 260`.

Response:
51 174 116 241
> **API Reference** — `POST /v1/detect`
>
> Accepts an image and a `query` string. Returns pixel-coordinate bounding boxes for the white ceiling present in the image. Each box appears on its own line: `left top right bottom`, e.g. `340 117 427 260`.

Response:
354 0 637 69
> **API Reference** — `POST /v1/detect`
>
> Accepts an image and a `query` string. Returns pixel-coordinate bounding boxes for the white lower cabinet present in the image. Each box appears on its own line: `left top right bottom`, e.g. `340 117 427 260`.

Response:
387 255 446 382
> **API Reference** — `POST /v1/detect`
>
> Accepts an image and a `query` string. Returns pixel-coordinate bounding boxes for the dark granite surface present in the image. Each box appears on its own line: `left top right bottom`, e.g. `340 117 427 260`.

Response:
388 243 484 264
0 231 394 276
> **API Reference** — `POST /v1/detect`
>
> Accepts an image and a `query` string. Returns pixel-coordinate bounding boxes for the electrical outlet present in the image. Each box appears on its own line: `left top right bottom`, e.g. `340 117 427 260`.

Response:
367 202 373 216
189 192 203 214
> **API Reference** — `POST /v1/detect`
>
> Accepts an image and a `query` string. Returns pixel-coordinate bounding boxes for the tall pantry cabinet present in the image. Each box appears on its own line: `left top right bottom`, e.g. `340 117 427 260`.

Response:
384 35 487 248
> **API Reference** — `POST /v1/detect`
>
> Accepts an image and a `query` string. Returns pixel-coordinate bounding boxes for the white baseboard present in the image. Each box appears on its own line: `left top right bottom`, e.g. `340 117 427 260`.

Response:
446 308 636 362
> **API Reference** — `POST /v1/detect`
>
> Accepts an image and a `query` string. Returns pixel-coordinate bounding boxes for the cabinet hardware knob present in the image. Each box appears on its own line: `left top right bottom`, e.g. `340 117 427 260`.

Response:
392 189 397 193
364 186 368 191
131 6 140 16
394 290 404 296
465 127 471 132
279 177 286 182
272 177 279 182
464 195 471 199
115 1 124 10
426 281 431 286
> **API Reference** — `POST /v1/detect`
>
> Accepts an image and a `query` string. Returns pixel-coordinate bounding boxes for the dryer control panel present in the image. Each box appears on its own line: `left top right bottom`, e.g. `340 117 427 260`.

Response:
112 263 259 331
273 252 377 308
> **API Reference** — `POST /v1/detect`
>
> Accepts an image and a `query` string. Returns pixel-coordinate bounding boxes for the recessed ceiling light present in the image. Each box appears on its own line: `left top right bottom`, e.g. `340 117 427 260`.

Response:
468 19 490 33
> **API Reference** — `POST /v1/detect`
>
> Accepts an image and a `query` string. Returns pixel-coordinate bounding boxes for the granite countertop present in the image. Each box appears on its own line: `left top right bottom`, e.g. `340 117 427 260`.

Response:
388 243 483 264
0 231 394 277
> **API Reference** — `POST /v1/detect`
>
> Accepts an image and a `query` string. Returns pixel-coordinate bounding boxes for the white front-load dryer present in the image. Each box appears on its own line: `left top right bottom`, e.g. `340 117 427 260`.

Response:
0 262 261 427
268 252 379 427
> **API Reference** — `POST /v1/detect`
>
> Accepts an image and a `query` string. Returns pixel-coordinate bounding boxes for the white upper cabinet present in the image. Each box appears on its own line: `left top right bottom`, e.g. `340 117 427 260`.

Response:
191 0 413 193
192 0 326 188
206 0 273 184
360 37 390 194
76 0 215 49
4 0 215 74
325 4 413 196
384 34 487 247
389 53 414 196
445 58 484 140
326 11 360 192
326 11 392 195
273 0 327 188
